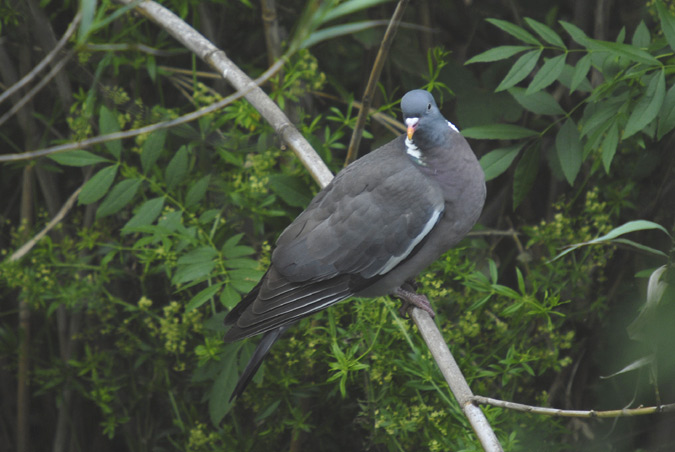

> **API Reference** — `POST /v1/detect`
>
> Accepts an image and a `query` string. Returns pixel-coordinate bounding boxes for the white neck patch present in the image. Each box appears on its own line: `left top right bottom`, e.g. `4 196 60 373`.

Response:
448 121 459 132
405 137 421 160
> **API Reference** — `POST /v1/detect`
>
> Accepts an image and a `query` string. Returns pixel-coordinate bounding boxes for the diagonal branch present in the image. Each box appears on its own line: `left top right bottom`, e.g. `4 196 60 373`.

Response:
412 309 503 451
0 11 81 107
0 50 75 128
116 0 333 187
7 183 83 263
113 1 502 450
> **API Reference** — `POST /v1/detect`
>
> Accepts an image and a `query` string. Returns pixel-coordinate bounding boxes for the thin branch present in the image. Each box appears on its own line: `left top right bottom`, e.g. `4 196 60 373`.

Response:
0 11 80 107
412 309 504 451
471 395 675 418
158 65 223 79
468 228 520 237
260 0 282 67
312 90 404 136
0 58 286 163
0 49 75 128
344 0 408 166
83 42 186 56
7 183 83 263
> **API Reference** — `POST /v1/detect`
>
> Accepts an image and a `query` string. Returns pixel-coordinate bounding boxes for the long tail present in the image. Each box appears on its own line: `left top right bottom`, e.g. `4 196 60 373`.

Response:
229 326 288 401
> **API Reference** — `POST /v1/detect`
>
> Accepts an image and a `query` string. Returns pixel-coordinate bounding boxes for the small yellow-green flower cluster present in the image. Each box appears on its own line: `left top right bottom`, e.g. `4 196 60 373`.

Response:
192 81 221 107
373 402 450 450
142 299 203 371
285 49 327 99
527 187 614 274
186 422 220 452
105 85 131 106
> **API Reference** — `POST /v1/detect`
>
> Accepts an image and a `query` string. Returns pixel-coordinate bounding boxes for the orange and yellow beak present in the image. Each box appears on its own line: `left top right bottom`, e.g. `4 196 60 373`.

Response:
405 117 419 140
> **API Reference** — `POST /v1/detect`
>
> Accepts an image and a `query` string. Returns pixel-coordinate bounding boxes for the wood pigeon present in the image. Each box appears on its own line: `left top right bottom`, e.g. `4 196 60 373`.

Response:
224 89 486 399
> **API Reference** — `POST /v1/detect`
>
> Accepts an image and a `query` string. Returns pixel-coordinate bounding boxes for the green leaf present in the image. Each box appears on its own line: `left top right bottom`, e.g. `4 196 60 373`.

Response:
208 353 237 424
301 20 386 48
78 0 97 43
513 143 540 208
526 53 566 94
186 284 223 312
496 49 542 92
177 246 218 266
601 122 619 173
524 17 565 47
612 238 669 258
228 269 264 293
185 175 211 208
557 63 592 92
570 53 592 93
462 124 538 140
96 178 142 218
552 220 671 262
590 40 660 66
581 97 624 138
220 284 241 309
141 129 167 173
593 220 671 240
486 18 541 45
632 21 650 48
624 70 666 139
656 0 675 52
509 87 564 115
268 174 312 208
222 234 255 259
78 164 118 205
122 196 165 233
173 261 216 285
479 143 524 181
322 0 391 22
559 20 591 46
49 150 110 167
165 146 189 190
465 45 533 64
658 82 675 139
600 356 654 379
555 119 582 185
99 105 122 159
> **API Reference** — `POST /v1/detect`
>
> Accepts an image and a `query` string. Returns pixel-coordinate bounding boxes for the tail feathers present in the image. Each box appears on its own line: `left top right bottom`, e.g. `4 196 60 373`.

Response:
224 274 265 327
229 326 287 401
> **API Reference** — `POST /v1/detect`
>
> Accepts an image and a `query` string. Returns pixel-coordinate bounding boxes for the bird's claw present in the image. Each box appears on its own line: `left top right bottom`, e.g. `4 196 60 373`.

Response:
393 286 436 318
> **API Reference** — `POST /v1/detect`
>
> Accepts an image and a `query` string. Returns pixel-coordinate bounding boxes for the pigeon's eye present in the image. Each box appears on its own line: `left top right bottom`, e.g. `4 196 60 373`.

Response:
427 103 432 111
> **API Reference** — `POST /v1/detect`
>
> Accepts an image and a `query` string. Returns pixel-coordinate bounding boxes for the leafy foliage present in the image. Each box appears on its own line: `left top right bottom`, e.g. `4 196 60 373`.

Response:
1 1 675 451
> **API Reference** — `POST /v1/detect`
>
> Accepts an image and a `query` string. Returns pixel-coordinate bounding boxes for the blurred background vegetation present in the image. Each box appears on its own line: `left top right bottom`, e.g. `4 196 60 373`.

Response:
1 0 674 450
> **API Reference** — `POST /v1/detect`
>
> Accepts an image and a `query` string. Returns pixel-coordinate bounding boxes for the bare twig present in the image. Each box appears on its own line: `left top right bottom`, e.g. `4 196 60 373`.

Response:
0 49 75 128
471 395 675 418
83 42 186 56
7 184 83 263
344 0 408 166
0 11 80 107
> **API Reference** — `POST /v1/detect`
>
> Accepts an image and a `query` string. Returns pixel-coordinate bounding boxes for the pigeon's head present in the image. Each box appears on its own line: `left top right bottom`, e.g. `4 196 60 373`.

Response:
401 90 443 140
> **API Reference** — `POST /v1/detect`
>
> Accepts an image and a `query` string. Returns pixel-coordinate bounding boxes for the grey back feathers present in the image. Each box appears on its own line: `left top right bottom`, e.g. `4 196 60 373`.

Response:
224 89 486 399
